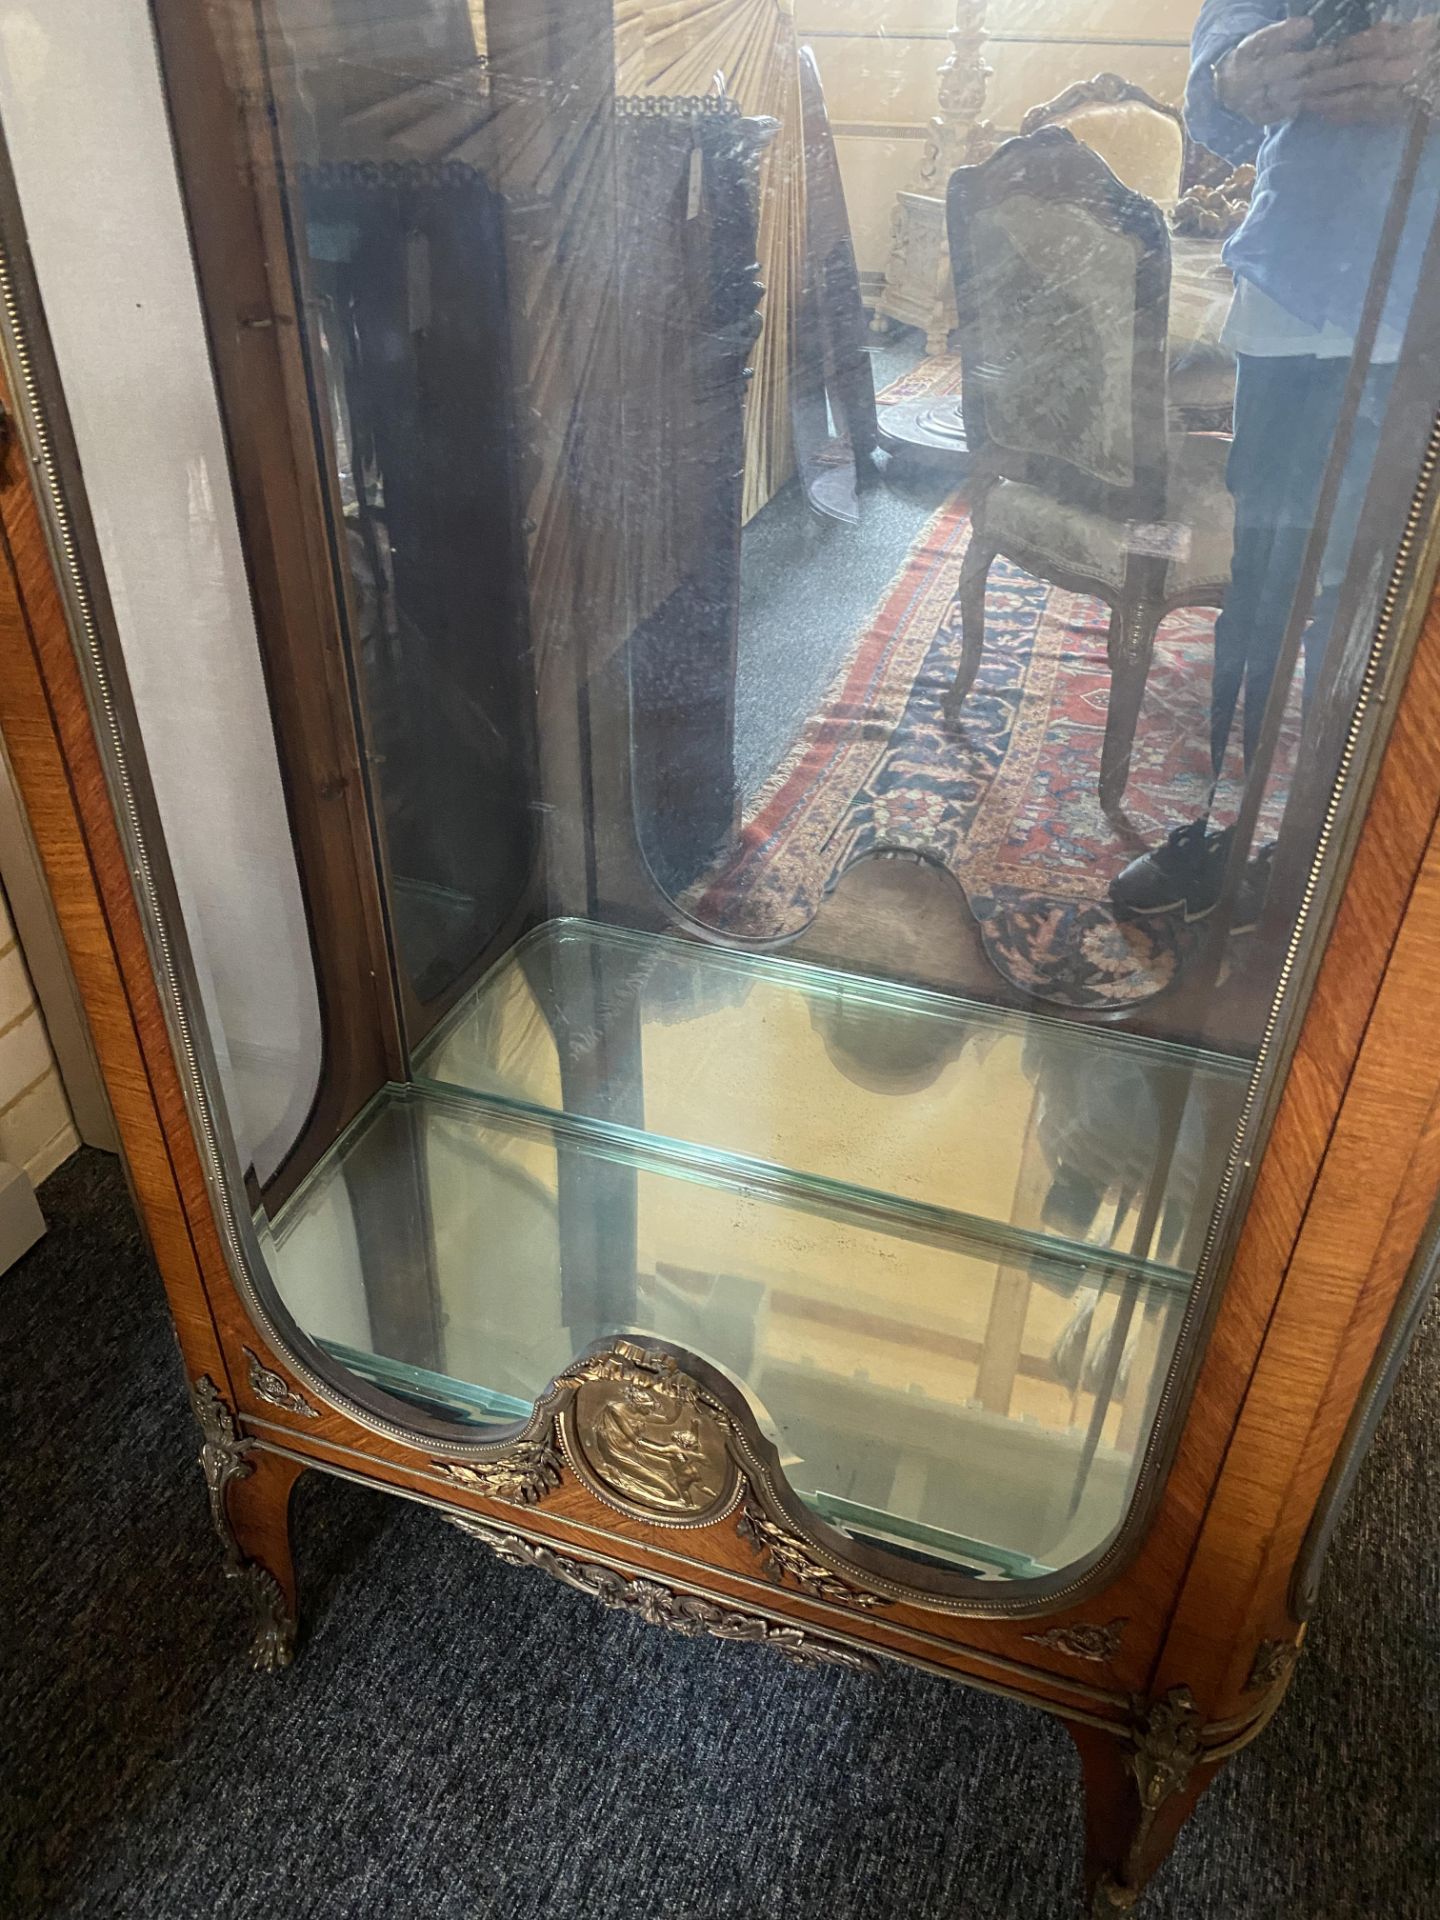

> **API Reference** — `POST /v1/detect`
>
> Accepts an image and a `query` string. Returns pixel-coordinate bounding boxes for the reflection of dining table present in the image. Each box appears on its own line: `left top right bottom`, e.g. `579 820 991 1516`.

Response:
1168 232 1236 429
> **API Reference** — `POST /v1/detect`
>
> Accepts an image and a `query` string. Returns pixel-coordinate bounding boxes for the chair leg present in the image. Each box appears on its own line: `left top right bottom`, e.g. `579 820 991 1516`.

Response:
943 537 996 727
1100 599 1163 814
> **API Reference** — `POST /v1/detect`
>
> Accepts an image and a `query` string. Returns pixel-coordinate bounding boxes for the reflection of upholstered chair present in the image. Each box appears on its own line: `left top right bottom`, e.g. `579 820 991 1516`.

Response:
1020 73 1186 208
943 131 1235 814
1020 74 1242 433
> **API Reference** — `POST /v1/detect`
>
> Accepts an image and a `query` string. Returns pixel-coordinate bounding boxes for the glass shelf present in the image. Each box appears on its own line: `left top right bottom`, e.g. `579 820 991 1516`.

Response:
263 1027 1215 1578
415 918 1249 1284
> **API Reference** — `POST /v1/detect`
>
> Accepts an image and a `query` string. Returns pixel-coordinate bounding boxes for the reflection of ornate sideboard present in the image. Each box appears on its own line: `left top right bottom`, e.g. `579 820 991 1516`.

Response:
871 2 990 352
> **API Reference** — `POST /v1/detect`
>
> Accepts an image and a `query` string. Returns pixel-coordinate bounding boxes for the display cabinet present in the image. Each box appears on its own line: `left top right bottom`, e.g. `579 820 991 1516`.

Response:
1 3 1439 1912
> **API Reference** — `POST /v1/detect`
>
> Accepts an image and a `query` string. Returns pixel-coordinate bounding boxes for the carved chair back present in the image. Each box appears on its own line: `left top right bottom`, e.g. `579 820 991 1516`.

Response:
1019 72 1188 207
947 127 1172 525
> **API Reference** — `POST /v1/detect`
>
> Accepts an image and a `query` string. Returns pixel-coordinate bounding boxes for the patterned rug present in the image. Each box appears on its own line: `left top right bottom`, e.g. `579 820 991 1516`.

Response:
697 496 1296 1010
875 353 965 408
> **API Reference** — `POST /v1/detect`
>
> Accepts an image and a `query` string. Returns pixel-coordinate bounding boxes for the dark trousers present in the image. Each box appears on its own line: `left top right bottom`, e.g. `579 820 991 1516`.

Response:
1211 352 1395 775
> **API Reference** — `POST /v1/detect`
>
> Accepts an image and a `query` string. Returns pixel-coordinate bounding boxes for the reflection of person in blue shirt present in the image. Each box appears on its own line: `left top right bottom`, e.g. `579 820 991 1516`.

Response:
1112 3 1440 923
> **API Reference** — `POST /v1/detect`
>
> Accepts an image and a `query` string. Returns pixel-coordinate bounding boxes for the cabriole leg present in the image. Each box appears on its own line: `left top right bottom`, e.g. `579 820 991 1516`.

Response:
1066 1693 1216 1915
191 1374 307 1670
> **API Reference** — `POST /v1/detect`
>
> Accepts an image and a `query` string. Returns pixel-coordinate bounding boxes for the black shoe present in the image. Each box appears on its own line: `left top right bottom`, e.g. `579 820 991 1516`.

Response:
1109 820 1233 921
1110 823 1276 930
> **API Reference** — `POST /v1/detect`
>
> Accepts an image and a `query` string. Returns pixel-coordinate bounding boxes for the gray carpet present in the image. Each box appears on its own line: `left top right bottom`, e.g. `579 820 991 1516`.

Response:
733 329 955 806
2 1149 1436 1918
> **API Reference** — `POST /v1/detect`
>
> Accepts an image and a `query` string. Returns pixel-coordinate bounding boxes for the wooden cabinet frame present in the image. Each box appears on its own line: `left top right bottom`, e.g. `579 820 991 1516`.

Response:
2 23 1439 1915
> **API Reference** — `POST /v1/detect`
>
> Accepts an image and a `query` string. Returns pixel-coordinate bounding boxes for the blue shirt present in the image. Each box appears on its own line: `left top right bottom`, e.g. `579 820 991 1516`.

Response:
1187 0 1440 340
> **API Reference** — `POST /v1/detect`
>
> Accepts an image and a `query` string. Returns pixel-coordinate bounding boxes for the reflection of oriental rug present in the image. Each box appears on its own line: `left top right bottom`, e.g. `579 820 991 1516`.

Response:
874 352 965 408
694 498 1298 1010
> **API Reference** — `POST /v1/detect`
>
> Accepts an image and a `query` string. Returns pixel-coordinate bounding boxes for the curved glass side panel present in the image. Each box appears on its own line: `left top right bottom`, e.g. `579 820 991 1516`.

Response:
0 2 325 1186
18 0 1440 1595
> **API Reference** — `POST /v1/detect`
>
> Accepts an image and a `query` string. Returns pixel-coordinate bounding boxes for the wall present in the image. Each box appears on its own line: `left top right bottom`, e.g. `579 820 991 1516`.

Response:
797 0 1198 282
0 880 77 1187
356 1 1198 288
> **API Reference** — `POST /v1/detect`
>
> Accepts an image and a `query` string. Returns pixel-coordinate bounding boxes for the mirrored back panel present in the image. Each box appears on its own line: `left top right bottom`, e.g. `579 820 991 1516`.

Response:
76 0 1440 1588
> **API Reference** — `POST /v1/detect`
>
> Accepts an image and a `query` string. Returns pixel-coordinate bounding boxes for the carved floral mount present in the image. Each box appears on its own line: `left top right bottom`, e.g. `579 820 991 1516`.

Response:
1024 1618 1128 1665
430 1338 890 1614
446 1514 878 1675
434 1442 563 1507
737 1502 888 1612
244 1346 319 1419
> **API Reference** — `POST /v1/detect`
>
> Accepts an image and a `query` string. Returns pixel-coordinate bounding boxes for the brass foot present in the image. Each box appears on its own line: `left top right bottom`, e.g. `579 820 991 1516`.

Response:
235 1561 298 1672
1092 1872 1138 1915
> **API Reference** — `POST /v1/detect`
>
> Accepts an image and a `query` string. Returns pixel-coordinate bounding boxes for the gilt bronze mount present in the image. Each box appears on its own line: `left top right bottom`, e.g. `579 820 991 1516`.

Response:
560 1341 744 1527
446 1513 879 1675
431 1339 895 1613
190 1376 298 1669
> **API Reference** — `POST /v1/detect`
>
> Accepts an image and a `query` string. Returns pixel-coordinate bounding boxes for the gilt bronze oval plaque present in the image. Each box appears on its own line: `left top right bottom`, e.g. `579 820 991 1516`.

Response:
561 1341 742 1528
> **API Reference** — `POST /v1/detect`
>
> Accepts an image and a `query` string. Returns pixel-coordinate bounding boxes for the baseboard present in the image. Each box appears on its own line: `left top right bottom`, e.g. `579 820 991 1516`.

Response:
0 1157 44 1273
26 1121 79 1188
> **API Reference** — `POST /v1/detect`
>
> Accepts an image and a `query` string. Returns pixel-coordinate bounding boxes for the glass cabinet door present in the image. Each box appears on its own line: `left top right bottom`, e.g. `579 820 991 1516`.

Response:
36 0 1440 1591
